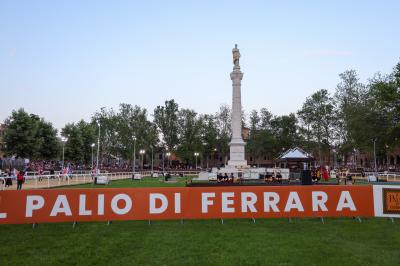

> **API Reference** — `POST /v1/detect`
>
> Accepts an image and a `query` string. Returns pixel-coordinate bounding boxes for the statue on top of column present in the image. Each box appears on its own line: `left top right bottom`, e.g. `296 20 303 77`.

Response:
232 44 240 68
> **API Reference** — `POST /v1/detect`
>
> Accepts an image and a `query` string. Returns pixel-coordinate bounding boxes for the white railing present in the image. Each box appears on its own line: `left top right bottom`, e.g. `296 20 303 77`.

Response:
337 172 400 182
0 171 199 190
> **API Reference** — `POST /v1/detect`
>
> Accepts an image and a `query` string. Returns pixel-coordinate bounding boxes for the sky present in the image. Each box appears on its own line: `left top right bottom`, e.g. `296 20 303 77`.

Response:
1 0 399 130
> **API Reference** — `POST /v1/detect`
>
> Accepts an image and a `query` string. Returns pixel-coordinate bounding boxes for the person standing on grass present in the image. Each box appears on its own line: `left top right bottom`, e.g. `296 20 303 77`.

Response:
17 171 25 190
322 168 329 182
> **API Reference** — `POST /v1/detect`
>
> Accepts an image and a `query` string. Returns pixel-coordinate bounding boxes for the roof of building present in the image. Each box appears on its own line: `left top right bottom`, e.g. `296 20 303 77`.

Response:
278 147 313 160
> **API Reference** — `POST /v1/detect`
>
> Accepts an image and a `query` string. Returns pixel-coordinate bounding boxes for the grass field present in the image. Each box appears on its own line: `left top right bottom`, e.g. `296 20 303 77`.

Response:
67 176 191 188
1 178 399 265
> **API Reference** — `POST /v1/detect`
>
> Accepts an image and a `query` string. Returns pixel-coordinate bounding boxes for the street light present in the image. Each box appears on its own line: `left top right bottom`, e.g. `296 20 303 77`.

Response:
385 144 390 169
332 148 337 169
372 138 377 177
194 152 200 169
61 137 68 170
353 148 357 169
114 132 119 166
96 121 101 176
132 136 136 174
140 149 146 171
151 146 154 174
166 152 171 168
91 143 95 169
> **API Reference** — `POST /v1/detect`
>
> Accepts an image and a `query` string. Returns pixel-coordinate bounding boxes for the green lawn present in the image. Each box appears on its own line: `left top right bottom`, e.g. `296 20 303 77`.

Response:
1 178 399 265
0 218 399 265
67 176 192 188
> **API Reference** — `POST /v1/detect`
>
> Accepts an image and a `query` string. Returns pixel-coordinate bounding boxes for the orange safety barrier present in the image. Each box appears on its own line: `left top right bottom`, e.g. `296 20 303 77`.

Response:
0 185 374 224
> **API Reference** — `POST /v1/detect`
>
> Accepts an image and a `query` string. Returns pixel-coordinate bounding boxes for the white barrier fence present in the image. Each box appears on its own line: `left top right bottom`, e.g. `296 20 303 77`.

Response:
0 171 200 190
346 172 400 182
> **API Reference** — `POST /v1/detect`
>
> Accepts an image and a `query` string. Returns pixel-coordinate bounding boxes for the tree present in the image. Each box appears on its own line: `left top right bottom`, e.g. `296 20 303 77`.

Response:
92 107 118 161
270 114 300 153
115 103 158 160
76 120 96 163
249 110 260 131
36 119 60 160
176 109 203 164
334 70 368 154
62 123 84 163
298 89 336 164
3 109 59 159
247 110 262 164
259 108 273 130
215 105 231 164
200 114 219 167
91 104 158 166
367 68 400 156
153 100 179 151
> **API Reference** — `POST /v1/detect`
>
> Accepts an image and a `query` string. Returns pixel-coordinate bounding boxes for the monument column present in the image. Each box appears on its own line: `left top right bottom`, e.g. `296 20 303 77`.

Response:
228 44 247 167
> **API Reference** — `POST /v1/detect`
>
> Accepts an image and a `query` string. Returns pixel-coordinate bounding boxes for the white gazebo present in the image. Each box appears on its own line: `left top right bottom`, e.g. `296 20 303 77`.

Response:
277 147 314 170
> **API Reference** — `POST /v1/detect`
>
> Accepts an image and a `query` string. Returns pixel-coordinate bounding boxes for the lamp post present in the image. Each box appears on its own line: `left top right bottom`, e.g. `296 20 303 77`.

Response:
91 143 95 169
140 149 145 171
132 136 136 174
332 148 336 169
213 148 217 168
373 138 377 176
96 121 101 176
61 137 68 170
166 152 171 169
385 144 390 170
114 132 119 166
194 152 199 169
162 149 165 173
151 146 154 174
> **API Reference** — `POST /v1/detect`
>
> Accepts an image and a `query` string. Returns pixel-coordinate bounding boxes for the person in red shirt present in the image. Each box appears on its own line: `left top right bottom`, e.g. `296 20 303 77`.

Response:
17 171 25 190
322 168 329 182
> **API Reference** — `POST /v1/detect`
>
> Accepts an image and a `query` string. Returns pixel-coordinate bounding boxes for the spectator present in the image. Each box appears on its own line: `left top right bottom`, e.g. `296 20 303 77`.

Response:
276 172 282 182
229 173 234 183
223 173 228 182
17 171 25 190
322 168 329 182
6 171 13 187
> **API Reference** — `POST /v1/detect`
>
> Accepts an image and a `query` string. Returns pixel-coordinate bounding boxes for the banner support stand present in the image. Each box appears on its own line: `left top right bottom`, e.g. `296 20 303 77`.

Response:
288 218 292 223
73 221 77 228
180 219 184 225
107 220 112 226
390 217 395 223
148 220 151 226
356 217 362 223
220 218 224 225
252 218 256 224
32 223 37 229
320 217 325 224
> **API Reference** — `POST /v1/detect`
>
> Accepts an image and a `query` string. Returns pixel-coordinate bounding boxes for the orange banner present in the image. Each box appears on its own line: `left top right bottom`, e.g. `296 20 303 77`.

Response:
0 186 374 224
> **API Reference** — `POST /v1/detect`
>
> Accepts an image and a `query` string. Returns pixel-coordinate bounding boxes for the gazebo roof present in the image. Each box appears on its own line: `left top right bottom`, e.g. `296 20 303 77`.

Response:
278 147 313 160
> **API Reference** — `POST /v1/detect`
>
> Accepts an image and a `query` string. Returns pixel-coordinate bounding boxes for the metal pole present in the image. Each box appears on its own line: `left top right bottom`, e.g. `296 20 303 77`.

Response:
162 152 165 173
151 146 154 174
133 138 136 174
195 156 198 169
96 122 101 176
91 146 93 169
373 139 377 175
62 142 65 170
